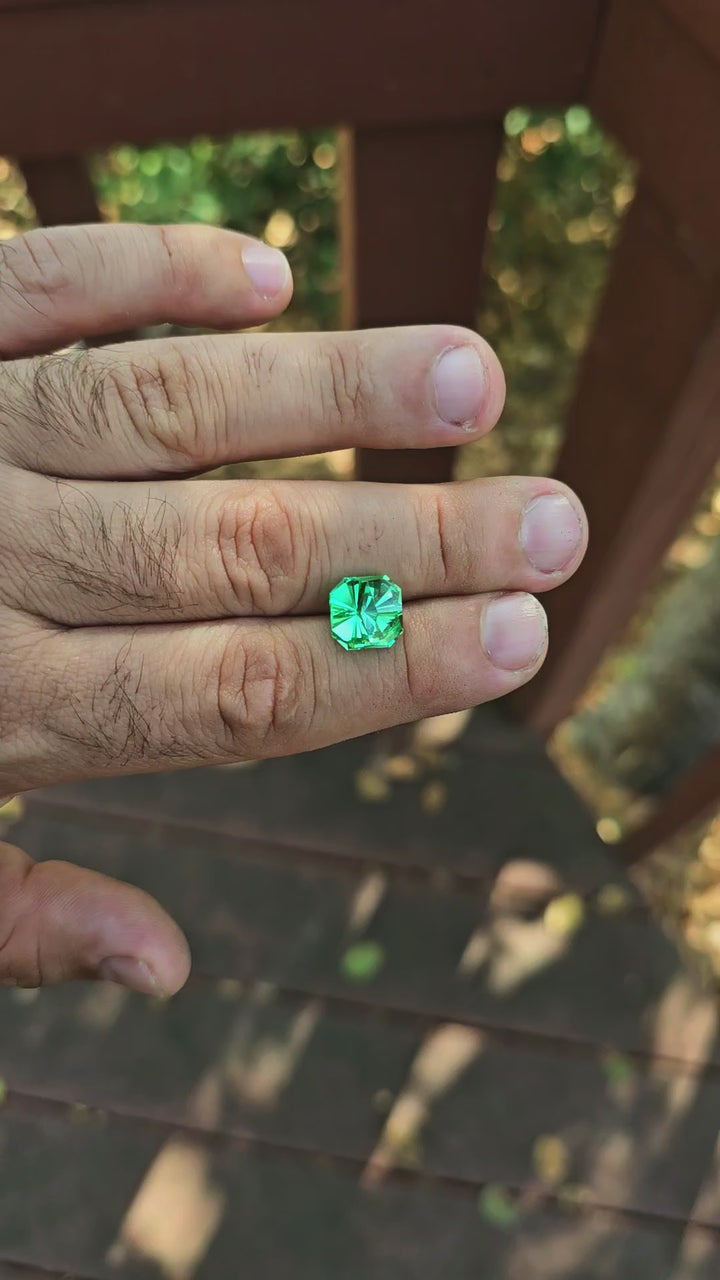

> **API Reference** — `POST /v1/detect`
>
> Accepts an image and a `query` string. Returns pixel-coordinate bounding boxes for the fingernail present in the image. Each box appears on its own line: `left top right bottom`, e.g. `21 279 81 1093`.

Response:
242 243 289 299
99 956 166 997
481 593 547 671
433 346 486 429
520 494 582 573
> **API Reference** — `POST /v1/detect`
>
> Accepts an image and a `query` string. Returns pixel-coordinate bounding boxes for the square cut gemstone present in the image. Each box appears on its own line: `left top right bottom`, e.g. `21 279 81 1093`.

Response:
329 575 403 651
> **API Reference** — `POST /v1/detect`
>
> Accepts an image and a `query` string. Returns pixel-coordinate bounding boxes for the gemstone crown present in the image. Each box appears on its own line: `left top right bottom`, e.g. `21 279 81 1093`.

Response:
329 575 403 651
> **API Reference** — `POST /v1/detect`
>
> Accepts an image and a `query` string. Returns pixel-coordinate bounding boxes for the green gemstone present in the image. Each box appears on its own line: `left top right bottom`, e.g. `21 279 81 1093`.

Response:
329 575 403 651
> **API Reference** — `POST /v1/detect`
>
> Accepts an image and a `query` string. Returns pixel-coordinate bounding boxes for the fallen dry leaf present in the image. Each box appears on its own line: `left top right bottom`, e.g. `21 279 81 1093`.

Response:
543 893 585 937
355 769 391 803
421 781 448 816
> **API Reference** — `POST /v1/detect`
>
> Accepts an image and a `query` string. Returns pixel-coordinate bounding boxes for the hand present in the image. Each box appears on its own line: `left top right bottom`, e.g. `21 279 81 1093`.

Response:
0 222 587 994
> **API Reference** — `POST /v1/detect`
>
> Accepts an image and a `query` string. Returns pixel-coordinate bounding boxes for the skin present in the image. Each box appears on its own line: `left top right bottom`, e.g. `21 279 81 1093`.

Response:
0 222 588 996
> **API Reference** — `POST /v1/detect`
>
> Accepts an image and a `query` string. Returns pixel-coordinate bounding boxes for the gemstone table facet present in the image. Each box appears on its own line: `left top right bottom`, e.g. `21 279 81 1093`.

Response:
329 575 403 651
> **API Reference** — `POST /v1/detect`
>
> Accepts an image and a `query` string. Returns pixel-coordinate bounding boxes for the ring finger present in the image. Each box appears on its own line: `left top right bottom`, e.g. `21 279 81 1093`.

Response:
5 473 587 624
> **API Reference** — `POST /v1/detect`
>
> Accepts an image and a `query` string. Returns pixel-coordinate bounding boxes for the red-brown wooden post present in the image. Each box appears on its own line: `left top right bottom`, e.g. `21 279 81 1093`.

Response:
19 156 100 226
621 744 720 863
592 0 720 274
0 1 602 156
658 0 720 67
515 184 720 734
342 122 503 482
514 0 720 739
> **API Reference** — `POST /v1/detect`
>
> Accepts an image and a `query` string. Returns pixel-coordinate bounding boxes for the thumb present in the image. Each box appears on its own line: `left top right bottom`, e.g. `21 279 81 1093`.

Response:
0 840 190 995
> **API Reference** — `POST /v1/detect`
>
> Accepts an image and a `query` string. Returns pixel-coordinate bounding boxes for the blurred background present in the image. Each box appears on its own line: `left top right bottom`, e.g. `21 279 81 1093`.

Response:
2 106 720 984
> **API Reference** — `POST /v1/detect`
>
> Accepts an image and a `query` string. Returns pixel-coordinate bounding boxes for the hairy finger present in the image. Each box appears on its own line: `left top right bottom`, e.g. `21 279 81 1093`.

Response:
19 593 548 785
4 473 587 624
0 325 504 477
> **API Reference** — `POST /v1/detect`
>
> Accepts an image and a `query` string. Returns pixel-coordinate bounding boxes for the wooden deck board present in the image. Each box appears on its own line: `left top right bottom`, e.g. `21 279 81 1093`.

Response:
0 1268 80 1280
3 711 718 1275
31 718 618 888
0 1106 702 1280
1 983 719 1225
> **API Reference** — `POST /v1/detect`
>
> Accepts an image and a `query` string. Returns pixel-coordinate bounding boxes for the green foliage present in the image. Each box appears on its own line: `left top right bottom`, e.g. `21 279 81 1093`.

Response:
91 129 340 332
464 107 633 479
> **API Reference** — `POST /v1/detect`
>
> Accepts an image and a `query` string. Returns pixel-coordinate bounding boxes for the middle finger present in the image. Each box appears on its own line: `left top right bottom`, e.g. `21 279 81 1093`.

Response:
5 473 587 624
0 326 505 478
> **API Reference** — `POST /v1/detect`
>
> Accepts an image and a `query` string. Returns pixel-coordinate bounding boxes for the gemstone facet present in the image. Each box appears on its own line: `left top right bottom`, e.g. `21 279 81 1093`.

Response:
329 575 403 651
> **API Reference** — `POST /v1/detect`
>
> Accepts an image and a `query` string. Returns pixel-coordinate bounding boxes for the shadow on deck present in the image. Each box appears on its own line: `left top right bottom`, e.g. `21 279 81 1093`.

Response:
0 708 718 1279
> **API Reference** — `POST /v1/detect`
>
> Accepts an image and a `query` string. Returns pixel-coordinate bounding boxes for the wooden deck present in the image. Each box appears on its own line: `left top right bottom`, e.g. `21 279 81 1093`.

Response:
0 709 718 1278
3 0 720 845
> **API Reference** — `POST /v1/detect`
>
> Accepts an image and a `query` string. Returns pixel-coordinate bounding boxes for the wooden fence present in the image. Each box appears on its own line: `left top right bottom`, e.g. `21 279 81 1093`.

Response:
1 0 719 858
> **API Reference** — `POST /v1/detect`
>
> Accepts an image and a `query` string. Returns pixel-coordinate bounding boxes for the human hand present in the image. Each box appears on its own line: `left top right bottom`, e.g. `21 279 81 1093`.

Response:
0 223 587 994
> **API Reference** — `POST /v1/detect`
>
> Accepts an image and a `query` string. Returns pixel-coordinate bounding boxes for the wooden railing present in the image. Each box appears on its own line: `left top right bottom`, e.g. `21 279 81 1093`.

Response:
1 0 719 857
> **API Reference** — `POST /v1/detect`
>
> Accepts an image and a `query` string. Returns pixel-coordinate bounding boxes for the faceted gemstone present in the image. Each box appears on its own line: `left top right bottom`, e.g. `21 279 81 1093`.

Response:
329 575 403 651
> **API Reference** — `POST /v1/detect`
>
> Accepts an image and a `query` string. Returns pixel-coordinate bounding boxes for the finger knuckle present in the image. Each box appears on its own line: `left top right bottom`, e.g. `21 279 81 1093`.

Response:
213 488 311 614
154 224 231 301
320 340 370 428
0 229 75 320
154 224 196 296
103 345 214 469
420 486 466 587
215 629 311 754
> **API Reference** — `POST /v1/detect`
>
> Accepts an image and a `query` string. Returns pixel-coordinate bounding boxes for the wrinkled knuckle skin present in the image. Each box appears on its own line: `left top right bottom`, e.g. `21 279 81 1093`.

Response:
215 631 310 756
0 843 41 988
0 230 75 324
323 341 367 428
215 490 308 615
422 486 471 588
103 346 211 469
6 344 207 471
156 225 194 297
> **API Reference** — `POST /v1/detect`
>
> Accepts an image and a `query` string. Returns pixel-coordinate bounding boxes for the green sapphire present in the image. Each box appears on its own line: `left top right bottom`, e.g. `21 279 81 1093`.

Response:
329 575 403 651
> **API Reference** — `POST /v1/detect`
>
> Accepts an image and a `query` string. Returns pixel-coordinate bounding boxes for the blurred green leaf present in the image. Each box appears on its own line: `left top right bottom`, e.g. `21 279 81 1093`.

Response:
341 941 385 982
478 1184 519 1229
504 107 531 137
565 105 592 137
603 1051 636 1088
